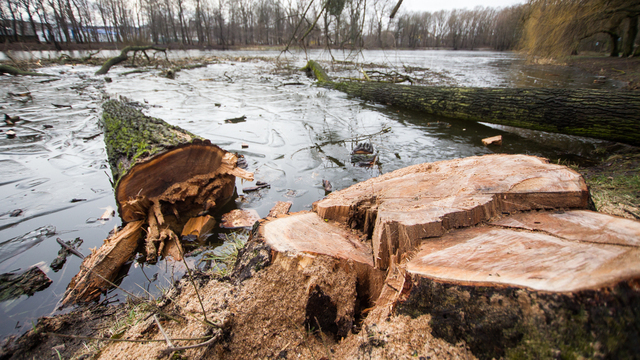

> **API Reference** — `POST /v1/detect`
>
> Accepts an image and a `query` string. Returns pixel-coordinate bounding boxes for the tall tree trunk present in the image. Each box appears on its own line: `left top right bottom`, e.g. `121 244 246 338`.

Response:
622 15 638 57
607 30 620 57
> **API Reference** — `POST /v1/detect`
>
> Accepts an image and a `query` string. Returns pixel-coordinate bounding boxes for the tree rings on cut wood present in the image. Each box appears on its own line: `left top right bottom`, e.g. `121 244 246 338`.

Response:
399 210 640 359
314 154 589 270
101 99 253 263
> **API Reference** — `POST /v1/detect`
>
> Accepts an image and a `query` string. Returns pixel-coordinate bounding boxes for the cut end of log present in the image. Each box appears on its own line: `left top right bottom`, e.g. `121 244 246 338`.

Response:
115 141 251 223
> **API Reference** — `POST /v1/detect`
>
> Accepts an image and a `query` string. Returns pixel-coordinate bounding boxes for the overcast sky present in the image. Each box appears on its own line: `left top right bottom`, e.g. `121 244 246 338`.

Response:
400 0 526 13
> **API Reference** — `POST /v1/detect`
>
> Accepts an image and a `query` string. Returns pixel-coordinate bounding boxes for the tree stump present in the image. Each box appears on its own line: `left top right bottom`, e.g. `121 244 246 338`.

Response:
62 100 253 305
245 154 640 358
313 154 589 270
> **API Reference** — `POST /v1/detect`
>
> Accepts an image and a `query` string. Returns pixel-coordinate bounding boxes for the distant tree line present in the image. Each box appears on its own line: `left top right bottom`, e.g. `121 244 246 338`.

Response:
0 0 525 51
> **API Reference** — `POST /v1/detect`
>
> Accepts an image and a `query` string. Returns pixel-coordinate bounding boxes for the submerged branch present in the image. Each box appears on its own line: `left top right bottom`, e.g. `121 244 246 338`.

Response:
95 45 167 75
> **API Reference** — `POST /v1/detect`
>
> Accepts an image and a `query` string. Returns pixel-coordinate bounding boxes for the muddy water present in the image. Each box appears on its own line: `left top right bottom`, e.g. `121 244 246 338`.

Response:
0 49 614 339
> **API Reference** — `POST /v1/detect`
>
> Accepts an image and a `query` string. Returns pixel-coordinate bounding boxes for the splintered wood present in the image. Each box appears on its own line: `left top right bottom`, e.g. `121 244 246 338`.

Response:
62 221 144 306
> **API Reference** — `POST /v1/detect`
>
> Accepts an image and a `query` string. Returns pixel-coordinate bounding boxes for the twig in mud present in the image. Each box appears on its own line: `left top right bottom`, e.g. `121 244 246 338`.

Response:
154 314 174 347
56 238 85 259
624 209 640 220
178 246 212 326
314 317 333 360
159 331 221 356
43 332 211 343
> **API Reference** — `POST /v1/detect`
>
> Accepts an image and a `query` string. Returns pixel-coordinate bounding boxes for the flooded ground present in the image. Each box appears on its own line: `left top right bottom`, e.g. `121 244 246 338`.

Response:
0 49 617 339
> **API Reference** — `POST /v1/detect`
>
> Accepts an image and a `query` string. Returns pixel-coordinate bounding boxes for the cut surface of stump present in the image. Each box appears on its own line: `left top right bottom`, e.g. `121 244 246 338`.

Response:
399 210 640 359
314 154 589 269
261 212 373 266
406 210 640 292
101 100 252 263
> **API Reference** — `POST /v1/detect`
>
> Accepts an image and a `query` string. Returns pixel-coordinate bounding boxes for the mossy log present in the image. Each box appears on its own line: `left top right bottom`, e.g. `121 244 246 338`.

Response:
95 45 166 75
102 99 252 263
0 64 54 77
249 154 640 358
63 100 252 305
302 60 640 146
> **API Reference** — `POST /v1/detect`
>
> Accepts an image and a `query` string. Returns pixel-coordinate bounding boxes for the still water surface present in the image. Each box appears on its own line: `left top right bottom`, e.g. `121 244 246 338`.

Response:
0 49 616 338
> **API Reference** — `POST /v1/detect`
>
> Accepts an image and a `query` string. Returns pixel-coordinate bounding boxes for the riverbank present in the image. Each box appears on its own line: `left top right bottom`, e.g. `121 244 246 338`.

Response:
0 51 638 358
567 55 640 90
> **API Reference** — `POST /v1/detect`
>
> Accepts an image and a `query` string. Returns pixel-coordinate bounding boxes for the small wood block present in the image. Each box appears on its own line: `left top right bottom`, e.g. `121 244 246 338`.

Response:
181 215 216 241
482 135 502 146
221 209 260 228
267 201 292 218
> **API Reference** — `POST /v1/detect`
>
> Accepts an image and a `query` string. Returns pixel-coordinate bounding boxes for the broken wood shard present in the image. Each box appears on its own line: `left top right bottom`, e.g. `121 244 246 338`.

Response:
314 154 589 269
482 135 502 146
62 221 143 306
221 209 260 229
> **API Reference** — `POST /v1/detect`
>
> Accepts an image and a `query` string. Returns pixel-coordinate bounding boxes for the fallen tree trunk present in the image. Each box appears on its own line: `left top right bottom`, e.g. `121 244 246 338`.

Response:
302 60 640 146
0 64 54 77
95 45 166 75
62 100 252 305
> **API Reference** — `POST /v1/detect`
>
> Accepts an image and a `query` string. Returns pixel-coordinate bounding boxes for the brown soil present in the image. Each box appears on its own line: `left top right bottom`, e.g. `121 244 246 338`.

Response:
567 55 640 90
0 240 475 360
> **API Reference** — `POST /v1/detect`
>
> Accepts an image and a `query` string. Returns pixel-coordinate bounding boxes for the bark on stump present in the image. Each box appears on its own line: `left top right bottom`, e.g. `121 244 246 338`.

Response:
302 60 640 146
62 100 252 305
246 154 640 358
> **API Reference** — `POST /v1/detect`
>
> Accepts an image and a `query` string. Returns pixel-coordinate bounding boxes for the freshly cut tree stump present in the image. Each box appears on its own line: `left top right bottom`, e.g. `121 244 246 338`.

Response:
400 210 640 359
314 154 589 269
253 211 386 316
242 154 639 358
102 99 253 263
